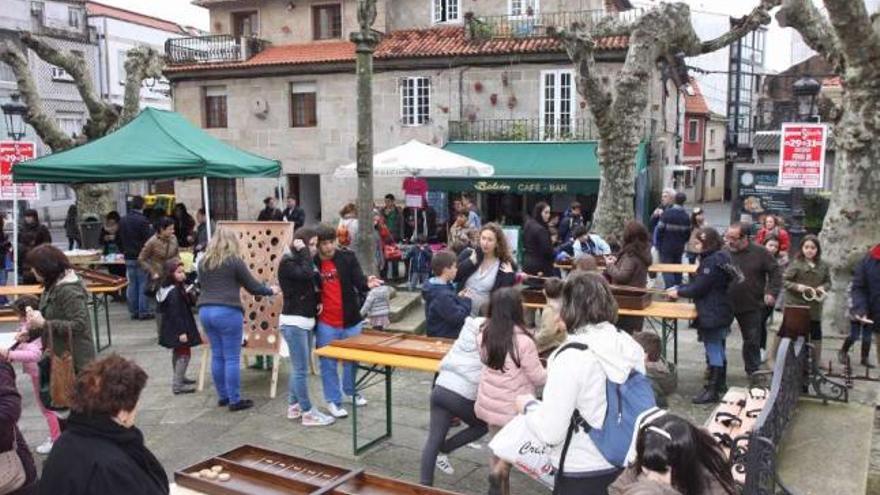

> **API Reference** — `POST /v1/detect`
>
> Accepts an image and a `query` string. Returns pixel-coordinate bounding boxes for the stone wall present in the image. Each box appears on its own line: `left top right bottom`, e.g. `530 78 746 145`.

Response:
172 55 679 223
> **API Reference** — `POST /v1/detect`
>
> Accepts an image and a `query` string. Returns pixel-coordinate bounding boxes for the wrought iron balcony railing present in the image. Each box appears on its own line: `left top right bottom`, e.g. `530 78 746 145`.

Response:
448 118 596 142
165 34 269 65
465 9 643 40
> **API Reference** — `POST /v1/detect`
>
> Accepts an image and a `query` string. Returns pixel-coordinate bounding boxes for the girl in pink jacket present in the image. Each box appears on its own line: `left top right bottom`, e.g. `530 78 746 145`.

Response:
476 288 546 495
0 296 61 454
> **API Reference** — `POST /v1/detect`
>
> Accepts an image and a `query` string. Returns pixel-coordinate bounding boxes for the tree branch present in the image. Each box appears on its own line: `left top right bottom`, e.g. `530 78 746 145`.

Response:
822 0 880 74
119 46 165 125
19 31 118 138
776 0 845 73
698 0 780 54
552 28 613 127
0 40 74 152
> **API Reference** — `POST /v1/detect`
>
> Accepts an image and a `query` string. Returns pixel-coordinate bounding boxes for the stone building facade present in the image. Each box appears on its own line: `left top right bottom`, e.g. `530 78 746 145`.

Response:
166 0 682 224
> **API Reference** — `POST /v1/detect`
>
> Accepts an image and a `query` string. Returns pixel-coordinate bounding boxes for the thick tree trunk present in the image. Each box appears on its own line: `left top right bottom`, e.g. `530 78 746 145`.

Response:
352 0 379 276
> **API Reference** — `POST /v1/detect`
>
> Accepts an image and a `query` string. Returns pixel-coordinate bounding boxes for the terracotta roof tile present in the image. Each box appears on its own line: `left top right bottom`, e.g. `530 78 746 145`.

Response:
166 26 628 73
86 1 187 34
685 78 710 116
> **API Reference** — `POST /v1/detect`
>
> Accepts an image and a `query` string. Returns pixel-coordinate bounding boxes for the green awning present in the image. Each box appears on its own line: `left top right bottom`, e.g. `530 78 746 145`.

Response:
13 107 281 183
434 141 648 195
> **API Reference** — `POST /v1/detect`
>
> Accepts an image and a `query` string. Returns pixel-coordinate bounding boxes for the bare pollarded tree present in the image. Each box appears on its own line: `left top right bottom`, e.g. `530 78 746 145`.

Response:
553 0 880 332
0 32 164 220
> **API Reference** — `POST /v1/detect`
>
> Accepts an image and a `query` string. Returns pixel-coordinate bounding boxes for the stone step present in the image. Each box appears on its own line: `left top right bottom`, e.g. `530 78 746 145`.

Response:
388 289 422 323
777 398 874 495
385 299 426 335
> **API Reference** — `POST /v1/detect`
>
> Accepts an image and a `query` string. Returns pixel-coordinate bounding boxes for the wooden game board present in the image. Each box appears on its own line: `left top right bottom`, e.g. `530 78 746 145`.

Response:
175 445 462 495
328 331 453 361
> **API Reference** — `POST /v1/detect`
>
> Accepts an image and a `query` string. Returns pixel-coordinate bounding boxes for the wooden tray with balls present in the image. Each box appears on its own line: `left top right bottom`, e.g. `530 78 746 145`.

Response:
328 331 454 361
174 445 463 495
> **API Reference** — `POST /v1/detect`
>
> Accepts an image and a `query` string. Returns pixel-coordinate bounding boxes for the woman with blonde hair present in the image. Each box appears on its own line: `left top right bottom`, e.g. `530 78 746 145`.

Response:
197 227 278 412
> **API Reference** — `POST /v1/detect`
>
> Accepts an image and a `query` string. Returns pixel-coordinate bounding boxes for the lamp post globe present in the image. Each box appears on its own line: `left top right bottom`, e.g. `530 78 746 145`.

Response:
1 93 27 142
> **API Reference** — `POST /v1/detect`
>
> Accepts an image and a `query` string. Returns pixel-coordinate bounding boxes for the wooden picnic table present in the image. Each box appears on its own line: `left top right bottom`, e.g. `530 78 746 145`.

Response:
315 338 444 455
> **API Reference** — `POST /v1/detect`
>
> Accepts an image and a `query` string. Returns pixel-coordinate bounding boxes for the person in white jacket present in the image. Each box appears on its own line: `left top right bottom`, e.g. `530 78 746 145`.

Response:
514 272 647 495
419 316 489 485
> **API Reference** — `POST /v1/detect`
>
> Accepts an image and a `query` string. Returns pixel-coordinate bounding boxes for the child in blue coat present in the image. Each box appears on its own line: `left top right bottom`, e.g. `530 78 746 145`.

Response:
422 251 472 338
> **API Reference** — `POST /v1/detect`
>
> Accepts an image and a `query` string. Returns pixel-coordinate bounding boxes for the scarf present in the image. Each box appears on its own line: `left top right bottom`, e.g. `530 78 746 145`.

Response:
66 413 169 494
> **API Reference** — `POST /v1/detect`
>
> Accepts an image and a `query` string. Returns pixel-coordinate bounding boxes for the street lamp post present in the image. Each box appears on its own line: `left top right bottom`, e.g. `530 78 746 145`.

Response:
789 76 821 250
2 93 28 287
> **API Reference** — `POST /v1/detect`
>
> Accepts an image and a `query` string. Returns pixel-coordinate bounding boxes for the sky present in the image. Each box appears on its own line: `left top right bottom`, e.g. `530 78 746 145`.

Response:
96 0 210 30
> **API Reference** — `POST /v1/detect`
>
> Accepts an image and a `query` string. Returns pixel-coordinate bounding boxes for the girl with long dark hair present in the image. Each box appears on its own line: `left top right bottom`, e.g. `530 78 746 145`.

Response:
522 202 555 278
475 288 546 495
606 221 653 333
455 223 518 317
609 413 737 495
783 234 830 366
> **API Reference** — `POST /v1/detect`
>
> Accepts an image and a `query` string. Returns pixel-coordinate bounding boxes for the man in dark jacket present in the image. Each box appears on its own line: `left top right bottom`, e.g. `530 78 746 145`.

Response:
18 209 52 284
725 222 782 383
258 197 283 221
423 251 472 338
839 244 880 366
282 195 306 228
649 188 676 244
656 192 691 287
558 202 586 245
313 224 381 418
118 196 154 320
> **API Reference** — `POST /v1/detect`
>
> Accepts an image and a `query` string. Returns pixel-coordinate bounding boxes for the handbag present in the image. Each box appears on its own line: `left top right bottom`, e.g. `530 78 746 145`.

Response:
0 428 26 495
488 413 556 489
48 329 76 409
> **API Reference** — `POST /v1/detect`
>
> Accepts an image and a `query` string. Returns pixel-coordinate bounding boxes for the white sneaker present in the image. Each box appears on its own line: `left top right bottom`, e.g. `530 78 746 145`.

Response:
350 394 368 407
301 409 336 427
287 403 302 420
435 454 454 475
327 403 349 418
35 438 53 455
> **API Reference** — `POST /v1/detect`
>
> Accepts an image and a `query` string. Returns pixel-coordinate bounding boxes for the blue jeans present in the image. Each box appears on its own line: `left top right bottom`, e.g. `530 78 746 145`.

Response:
315 321 362 406
660 252 683 288
702 329 729 367
125 260 151 318
280 324 314 411
200 305 245 404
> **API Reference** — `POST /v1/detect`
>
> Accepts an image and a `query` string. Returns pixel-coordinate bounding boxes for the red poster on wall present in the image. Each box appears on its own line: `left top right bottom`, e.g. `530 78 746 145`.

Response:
777 123 828 189
0 141 38 200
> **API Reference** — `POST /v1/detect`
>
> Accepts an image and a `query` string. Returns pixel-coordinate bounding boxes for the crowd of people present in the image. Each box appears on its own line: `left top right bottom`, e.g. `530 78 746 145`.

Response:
1 188 879 495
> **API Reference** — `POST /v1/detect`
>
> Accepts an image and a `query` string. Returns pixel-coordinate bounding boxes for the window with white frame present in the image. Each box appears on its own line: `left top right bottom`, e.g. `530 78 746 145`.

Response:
51 66 74 82
0 63 14 82
400 77 430 126
509 0 538 17
52 184 72 201
432 0 460 23
687 119 699 142
709 128 716 146
68 6 82 28
540 69 574 139
56 113 84 138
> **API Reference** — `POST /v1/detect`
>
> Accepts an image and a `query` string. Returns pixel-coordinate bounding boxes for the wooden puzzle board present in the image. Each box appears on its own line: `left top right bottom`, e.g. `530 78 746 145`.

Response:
219 222 293 354
328 331 453 360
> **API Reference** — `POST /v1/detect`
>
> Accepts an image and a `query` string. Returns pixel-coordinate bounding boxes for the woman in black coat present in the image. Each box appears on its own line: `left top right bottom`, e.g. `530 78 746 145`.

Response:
522 202 555 279
668 227 738 405
0 361 37 495
39 355 169 495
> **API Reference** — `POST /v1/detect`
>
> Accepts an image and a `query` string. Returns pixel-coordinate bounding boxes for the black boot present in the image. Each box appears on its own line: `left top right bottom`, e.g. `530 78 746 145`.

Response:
861 341 875 368
718 359 728 394
839 337 855 364
692 366 722 404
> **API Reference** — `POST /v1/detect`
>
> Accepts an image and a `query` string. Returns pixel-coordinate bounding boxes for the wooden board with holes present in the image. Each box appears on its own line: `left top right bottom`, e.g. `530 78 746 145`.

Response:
219 222 292 354
328 331 454 361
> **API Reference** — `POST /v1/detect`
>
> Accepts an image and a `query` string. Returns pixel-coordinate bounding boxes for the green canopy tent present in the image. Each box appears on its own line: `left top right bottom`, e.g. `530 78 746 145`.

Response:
11 107 281 283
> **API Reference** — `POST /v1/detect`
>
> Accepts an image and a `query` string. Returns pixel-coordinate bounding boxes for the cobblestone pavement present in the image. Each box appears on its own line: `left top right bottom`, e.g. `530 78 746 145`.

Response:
7 301 866 494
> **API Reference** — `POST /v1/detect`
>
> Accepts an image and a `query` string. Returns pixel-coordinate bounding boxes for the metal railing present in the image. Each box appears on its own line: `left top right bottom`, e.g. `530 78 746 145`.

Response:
448 118 596 142
165 34 268 65
466 9 643 40
733 336 847 495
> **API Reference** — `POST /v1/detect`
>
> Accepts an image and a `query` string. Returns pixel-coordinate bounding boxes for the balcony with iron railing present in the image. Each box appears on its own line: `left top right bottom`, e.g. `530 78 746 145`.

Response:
464 8 643 40
165 34 270 65
448 118 597 142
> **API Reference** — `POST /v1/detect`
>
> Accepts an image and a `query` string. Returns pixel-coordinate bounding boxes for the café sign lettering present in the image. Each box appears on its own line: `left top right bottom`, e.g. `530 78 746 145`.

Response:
473 180 569 193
